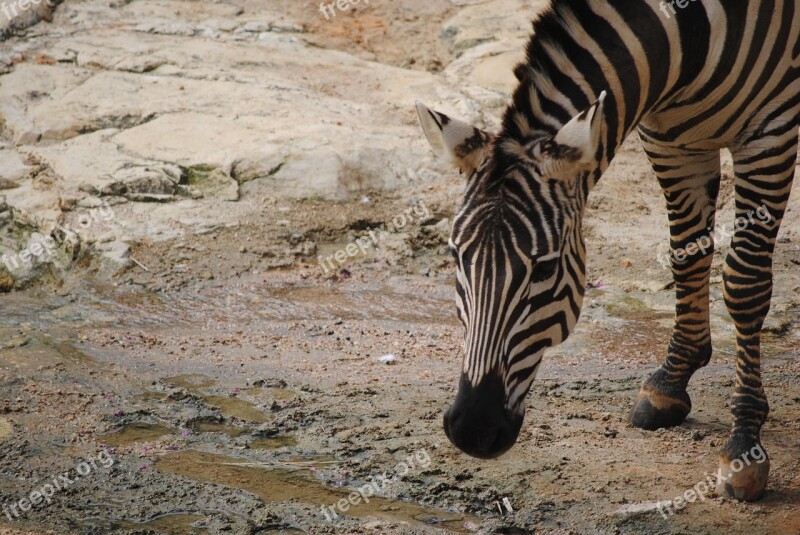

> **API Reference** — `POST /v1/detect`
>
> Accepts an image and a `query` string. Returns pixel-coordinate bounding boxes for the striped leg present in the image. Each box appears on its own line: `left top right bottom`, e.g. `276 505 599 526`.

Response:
715 128 798 501
630 147 720 430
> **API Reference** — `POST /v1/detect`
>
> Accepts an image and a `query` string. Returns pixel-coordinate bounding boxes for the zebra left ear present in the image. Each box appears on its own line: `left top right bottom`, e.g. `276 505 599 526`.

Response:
416 102 493 175
547 91 607 170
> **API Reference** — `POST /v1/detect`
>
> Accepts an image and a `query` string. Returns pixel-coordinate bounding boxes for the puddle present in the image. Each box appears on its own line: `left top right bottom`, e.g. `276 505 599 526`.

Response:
200 395 272 423
0 276 458 334
268 388 296 401
243 386 296 402
135 391 170 402
156 451 479 532
0 335 95 370
75 512 207 534
261 285 457 324
249 435 297 450
52 340 95 362
161 375 271 423
100 422 174 447
195 421 251 438
289 453 338 464
163 375 217 389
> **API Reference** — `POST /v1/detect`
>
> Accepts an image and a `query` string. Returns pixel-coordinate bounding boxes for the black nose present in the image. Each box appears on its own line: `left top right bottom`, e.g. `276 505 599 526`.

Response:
443 373 524 459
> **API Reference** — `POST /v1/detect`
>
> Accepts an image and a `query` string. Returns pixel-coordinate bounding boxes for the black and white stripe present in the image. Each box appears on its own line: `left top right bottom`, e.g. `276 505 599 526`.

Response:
418 0 799 492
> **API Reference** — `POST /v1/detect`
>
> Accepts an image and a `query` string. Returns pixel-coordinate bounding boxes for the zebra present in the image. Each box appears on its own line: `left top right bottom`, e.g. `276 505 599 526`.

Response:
416 0 800 502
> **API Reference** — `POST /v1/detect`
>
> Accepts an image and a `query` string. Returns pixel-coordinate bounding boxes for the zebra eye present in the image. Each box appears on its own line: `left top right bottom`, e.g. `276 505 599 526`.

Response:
531 255 559 282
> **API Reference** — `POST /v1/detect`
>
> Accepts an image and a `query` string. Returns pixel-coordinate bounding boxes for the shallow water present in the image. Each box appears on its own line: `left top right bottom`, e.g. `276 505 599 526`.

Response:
155 450 479 532
163 374 217 390
194 421 251 438
75 512 208 534
249 435 298 450
100 422 175 447
162 374 274 423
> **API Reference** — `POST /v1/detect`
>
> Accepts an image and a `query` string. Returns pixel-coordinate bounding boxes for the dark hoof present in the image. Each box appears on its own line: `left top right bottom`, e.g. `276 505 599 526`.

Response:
629 387 691 430
716 440 770 501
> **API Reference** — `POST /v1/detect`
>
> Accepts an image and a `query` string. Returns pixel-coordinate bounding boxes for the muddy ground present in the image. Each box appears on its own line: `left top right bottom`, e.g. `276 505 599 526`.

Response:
1 1 800 534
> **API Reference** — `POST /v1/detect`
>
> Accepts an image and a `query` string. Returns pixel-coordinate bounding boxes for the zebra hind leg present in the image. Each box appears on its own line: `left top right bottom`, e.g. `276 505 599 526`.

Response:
630 148 721 431
715 130 797 501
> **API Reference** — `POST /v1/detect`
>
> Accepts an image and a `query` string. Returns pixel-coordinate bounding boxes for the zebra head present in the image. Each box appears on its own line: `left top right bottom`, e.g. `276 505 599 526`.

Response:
416 93 606 458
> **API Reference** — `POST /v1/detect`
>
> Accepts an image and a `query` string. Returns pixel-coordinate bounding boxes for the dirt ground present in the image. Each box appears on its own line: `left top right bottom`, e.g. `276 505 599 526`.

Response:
1 1 799 534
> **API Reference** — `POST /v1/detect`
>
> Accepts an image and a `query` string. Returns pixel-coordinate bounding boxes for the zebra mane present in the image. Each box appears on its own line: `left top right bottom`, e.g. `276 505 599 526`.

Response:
502 1 597 143
487 0 646 193
481 2 596 193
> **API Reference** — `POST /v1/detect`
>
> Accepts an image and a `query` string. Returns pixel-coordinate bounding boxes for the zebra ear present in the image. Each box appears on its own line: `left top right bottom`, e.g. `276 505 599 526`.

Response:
416 102 492 175
548 91 607 170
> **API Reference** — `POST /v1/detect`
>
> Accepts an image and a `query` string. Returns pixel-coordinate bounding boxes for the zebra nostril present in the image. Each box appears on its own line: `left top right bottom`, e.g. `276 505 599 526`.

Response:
491 417 515 451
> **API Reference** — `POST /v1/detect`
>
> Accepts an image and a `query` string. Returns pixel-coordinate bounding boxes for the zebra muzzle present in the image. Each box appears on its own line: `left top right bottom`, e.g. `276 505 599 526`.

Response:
443 373 524 459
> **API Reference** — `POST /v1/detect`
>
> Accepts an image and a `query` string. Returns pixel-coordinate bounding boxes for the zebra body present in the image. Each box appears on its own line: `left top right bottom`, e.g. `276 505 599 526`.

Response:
417 0 800 501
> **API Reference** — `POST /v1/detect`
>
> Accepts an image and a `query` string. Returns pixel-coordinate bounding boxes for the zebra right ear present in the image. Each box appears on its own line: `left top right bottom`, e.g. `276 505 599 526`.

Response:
415 102 492 175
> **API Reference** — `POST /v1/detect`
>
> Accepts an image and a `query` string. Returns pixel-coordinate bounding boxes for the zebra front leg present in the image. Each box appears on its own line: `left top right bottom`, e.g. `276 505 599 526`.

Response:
630 147 720 430
715 134 797 501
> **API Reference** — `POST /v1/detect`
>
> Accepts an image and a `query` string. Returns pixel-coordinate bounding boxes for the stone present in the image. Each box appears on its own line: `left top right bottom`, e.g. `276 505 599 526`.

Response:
441 0 538 54
0 149 35 182
443 39 527 97
0 0 491 282
96 239 131 271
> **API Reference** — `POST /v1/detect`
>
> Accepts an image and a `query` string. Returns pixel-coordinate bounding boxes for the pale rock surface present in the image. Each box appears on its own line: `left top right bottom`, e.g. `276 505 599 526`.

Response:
0 0 540 284
442 0 533 54
0 14 472 202
440 0 549 118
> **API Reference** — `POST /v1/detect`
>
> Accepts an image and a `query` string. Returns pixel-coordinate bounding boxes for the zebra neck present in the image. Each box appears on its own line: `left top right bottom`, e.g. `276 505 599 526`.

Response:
499 1 674 174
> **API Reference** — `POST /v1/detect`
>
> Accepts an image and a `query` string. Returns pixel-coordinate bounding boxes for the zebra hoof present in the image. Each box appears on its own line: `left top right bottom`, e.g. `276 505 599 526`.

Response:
716 454 770 501
628 387 691 430
716 440 770 501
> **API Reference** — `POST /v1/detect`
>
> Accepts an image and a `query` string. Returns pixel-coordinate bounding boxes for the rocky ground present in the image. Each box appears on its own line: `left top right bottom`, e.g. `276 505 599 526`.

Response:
0 1 799 534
